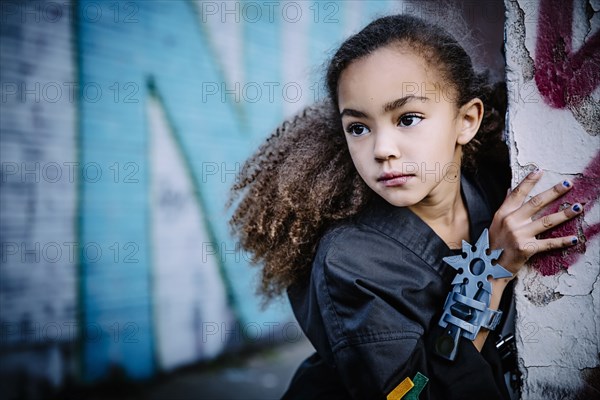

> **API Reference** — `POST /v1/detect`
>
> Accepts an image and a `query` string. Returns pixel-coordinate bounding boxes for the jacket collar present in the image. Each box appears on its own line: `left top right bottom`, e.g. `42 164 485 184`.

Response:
356 173 492 275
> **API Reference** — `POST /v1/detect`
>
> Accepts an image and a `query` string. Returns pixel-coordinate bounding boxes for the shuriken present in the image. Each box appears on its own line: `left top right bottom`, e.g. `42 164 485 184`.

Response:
435 229 513 361
442 228 512 296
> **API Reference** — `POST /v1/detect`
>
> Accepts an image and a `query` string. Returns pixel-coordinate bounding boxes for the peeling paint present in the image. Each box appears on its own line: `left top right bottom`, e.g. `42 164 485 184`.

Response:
522 271 564 306
506 0 536 81
584 0 600 42
568 95 600 135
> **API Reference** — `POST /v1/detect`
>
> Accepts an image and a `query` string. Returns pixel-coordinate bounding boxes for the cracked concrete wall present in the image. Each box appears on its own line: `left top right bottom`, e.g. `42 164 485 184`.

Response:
504 0 600 398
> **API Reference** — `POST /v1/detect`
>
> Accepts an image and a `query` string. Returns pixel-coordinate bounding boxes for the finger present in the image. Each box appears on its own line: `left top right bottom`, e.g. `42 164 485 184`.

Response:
529 203 583 236
534 235 580 254
500 169 544 212
516 179 574 219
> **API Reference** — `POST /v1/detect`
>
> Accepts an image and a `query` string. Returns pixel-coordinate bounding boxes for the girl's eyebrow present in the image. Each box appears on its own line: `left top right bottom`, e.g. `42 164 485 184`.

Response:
340 95 429 118
340 108 368 118
382 95 429 112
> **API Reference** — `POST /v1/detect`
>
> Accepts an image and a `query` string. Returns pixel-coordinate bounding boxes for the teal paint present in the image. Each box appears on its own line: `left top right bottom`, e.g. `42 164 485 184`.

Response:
146 76 240 325
72 0 85 383
77 0 203 380
307 1 396 101
77 0 290 381
243 9 282 137
188 0 249 134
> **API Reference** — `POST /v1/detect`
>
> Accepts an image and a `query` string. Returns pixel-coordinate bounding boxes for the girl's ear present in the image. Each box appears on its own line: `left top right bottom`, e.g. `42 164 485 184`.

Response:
456 98 484 145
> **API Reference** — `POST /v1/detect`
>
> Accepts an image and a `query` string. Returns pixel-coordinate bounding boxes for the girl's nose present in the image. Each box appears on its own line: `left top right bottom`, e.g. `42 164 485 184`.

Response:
373 130 400 161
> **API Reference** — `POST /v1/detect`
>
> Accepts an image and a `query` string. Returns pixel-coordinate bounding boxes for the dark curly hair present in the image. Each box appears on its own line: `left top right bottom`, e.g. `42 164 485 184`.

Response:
228 14 509 302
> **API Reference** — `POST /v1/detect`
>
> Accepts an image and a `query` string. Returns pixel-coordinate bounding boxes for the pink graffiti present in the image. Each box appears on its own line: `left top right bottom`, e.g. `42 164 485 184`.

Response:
534 0 600 108
528 0 600 275
530 153 600 275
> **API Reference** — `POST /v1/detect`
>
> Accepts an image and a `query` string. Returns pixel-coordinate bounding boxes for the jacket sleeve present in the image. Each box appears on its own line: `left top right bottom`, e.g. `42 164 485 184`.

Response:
311 225 508 400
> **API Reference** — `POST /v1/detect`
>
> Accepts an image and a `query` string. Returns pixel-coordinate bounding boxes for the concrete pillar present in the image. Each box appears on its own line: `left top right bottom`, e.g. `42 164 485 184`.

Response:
504 0 600 398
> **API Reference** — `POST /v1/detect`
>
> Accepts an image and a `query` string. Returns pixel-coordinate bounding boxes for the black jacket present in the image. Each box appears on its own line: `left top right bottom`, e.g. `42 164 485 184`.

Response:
283 173 512 400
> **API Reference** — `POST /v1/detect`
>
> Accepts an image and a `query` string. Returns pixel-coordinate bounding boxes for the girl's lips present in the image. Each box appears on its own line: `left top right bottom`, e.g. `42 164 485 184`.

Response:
378 174 414 187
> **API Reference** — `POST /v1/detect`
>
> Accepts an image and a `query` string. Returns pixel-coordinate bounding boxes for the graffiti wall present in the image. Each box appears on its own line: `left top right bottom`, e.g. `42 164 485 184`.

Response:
505 0 600 398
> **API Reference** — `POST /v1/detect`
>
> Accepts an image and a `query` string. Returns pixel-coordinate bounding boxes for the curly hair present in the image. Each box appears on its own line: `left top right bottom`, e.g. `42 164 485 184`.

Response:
228 14 509 302
227 100 372 301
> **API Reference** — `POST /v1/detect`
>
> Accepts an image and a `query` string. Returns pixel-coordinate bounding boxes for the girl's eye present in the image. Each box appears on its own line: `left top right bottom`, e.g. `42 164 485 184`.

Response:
345 123 371 137
398 114 423 127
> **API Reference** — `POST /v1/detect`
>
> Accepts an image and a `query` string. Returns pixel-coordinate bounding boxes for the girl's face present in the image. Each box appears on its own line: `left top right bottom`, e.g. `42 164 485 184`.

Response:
337 45 482 208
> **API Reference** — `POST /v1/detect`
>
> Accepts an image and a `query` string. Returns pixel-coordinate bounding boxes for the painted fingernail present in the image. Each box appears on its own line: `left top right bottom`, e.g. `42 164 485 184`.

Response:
562 180 571 188
572 203 581 212
532 167 542 175
571 237 578 245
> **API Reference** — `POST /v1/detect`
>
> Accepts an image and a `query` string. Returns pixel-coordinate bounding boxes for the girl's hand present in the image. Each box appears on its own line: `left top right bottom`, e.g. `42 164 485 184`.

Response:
488 169 583 277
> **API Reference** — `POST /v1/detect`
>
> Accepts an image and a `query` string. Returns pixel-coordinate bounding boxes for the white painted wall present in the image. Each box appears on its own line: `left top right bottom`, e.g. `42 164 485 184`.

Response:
505 0 600 398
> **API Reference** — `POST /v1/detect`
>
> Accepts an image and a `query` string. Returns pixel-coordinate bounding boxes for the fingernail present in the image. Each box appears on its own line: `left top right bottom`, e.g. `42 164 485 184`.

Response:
532 167 542 175
562 180 571 188
572 203 581 212
571 237 578 245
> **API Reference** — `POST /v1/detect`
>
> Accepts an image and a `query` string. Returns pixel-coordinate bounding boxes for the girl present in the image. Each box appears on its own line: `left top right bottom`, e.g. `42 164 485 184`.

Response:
228 14 582 400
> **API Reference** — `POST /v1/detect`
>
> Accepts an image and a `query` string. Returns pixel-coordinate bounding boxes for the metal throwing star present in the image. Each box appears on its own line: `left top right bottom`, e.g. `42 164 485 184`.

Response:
442 229 512 297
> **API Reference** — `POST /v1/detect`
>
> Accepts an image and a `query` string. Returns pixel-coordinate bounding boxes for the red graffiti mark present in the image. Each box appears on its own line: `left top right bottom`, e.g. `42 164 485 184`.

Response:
530 152 600 275
534 0 600 108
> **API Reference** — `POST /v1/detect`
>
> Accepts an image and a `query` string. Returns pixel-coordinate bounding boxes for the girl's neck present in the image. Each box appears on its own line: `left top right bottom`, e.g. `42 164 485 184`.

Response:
408 173 470 248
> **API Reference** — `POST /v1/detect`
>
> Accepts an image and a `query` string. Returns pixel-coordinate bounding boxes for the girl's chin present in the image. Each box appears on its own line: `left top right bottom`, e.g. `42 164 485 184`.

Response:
375 192 422 208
